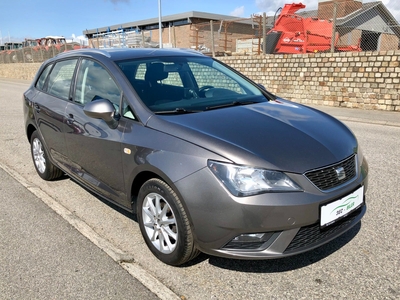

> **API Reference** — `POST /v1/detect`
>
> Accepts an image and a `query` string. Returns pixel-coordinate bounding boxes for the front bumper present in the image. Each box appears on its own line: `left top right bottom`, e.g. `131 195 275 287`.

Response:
174 160 368 259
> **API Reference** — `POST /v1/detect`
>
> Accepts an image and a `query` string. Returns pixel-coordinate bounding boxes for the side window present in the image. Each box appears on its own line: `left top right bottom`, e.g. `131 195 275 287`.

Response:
121 97 135 120
75 59 121 114
47 59 78 100
135 63 146 80
36 63 53 91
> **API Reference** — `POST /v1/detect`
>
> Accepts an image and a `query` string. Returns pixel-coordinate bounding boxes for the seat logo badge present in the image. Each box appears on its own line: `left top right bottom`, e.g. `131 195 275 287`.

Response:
335 166 346 180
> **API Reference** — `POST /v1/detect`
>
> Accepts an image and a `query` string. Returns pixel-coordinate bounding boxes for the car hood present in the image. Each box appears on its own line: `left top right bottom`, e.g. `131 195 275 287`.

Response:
146 100 358 173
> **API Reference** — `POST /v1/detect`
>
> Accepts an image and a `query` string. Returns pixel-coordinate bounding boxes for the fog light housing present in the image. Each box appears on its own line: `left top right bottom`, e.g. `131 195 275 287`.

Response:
223 232 274 250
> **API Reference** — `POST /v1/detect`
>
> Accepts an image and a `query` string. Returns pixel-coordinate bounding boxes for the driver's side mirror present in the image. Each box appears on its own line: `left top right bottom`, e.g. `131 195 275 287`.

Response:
83 99 119 129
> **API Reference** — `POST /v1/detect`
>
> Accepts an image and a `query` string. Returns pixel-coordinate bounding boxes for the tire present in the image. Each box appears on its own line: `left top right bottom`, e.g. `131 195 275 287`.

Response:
137 178 200 266
30 131 63 181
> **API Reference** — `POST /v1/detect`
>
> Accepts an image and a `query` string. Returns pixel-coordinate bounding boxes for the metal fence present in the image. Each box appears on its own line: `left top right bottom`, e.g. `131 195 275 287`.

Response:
1 0 399 63
88 30 157 49
0 42 87 64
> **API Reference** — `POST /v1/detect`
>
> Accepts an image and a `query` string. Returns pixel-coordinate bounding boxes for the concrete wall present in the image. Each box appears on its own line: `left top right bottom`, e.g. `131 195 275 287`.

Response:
1 50 399 111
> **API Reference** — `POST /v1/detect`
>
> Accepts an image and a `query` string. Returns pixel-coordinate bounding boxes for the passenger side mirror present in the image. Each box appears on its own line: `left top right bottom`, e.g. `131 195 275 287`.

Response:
83 99 119 129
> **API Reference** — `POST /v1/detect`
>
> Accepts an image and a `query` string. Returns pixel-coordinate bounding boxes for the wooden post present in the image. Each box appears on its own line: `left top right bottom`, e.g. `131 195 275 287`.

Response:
331 1 337 53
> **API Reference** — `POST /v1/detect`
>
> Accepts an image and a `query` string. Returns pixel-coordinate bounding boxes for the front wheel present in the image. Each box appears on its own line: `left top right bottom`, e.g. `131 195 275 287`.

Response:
30 131 63 181
137 178 200 266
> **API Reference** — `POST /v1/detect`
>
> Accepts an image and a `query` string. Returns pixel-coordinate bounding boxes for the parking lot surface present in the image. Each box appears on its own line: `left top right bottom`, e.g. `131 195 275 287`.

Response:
1 78 399 299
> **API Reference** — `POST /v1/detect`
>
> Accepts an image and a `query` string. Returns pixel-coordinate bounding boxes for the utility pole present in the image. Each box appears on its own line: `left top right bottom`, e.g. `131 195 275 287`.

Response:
158 0 163 48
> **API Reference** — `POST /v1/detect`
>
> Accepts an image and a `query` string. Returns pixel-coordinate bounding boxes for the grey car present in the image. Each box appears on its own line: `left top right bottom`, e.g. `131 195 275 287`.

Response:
23 48 368 266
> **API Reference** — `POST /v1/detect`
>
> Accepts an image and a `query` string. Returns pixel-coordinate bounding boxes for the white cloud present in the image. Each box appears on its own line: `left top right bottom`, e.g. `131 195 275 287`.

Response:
230 6 245 17
255 0 317 16
381 0 400 21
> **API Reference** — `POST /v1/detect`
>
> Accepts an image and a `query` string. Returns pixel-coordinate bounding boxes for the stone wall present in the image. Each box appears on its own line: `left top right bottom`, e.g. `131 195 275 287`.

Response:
1 50 399 111
0 63 41 81
218 50 400 111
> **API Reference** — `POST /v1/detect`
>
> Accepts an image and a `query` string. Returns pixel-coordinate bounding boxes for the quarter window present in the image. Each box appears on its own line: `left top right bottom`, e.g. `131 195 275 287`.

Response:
36 63 53 91
47 59 78 100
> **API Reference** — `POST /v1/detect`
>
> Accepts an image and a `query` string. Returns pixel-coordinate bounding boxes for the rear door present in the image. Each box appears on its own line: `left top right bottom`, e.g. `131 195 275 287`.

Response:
33 59 78 168
64 58 126 204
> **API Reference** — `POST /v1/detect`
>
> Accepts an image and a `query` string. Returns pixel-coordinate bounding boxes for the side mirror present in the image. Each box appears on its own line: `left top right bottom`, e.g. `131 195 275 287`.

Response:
83 99 119 129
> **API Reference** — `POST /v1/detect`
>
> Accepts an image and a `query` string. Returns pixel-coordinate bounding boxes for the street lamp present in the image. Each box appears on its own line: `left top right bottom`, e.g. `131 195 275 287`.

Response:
158 0 162 48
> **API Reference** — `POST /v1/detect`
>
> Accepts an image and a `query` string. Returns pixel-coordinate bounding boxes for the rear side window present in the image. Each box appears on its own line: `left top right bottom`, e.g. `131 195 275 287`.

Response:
36 63 53 91
47 59 78 100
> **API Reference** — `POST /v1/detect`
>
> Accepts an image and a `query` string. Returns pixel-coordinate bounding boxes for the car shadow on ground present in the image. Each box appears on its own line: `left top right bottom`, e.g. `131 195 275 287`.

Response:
68 177 362 272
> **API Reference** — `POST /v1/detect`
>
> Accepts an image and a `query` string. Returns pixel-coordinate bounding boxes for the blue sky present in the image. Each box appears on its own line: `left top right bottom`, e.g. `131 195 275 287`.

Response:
1 0 399 43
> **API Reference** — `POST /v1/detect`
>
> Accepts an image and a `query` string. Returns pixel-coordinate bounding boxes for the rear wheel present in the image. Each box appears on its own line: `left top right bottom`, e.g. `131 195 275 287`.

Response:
137 178 200 266
30 131 63 180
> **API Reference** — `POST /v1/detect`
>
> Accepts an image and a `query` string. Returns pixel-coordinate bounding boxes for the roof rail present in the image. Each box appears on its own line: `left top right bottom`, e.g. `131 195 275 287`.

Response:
55 48 112 58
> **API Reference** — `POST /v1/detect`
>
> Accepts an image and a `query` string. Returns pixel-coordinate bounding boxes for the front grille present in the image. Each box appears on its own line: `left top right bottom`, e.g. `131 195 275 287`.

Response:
284 206 363 253
304 155 356 191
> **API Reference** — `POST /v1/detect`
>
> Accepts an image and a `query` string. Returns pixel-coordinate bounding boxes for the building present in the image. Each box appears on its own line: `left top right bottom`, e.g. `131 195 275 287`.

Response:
83 0 400 54
84 11 258 54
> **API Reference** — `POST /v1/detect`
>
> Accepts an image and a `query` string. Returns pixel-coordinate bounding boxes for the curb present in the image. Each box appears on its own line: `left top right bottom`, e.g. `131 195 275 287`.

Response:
0 163 181 300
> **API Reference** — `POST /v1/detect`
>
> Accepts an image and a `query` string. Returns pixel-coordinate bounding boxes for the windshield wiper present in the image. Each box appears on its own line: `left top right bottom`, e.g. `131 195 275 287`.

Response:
154 108 200 115
205 100 257 111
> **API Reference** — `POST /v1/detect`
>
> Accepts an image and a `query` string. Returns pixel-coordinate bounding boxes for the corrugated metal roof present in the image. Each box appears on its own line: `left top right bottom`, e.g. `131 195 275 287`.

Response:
85 11 244 35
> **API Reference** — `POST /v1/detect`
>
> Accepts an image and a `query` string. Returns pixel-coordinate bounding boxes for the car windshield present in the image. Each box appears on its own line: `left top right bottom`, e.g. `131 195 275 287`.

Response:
117 56 269 114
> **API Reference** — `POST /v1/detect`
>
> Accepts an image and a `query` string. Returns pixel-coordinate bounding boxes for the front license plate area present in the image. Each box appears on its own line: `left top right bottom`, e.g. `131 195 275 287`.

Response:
320 186 364 227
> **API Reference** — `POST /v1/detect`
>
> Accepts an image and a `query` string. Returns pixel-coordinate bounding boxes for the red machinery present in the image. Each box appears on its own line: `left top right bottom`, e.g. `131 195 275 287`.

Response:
265 2 361 54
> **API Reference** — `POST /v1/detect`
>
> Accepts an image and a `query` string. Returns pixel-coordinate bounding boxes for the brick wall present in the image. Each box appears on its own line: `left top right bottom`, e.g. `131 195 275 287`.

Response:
218 50 400 111
1 50 399 111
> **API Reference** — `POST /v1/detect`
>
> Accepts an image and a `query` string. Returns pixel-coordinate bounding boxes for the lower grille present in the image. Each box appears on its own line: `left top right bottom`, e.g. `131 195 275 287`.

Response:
284 206 363 253
305 155 356 191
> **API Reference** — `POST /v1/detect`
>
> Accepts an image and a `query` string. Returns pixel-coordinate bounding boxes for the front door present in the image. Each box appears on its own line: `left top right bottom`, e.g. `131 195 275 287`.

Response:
64 58 126 205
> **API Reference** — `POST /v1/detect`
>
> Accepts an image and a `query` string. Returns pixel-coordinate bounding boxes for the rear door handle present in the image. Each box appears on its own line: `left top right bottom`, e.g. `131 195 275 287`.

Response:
66 113 74 125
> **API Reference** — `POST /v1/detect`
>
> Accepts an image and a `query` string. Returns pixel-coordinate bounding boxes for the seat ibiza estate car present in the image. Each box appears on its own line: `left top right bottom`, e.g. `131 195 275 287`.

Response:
23 48 368 266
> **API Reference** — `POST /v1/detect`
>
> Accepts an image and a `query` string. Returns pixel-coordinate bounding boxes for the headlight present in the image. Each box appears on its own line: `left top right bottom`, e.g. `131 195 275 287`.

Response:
208 160 302 197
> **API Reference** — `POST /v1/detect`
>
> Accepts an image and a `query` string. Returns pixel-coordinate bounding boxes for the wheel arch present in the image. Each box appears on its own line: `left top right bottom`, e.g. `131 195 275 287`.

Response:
129 166 193 226
26 124 37 143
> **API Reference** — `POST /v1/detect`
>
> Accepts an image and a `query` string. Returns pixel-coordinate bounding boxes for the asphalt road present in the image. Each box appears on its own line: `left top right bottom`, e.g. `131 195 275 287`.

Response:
0 78 399 299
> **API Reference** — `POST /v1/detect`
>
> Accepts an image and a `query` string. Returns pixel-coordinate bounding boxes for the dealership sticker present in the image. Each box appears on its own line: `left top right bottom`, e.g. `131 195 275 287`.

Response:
320 186 364 227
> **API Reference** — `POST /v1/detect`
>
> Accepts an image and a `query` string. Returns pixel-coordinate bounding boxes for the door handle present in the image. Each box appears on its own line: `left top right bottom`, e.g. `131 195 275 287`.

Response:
33 103 40 113
66 113 74 125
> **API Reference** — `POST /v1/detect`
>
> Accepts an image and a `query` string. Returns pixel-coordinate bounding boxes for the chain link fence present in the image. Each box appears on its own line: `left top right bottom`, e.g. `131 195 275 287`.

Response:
0 38 87 64
1 0 399 63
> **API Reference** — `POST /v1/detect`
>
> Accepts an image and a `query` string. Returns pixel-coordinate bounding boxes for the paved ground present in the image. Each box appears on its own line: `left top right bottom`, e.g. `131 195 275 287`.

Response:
1 78 399 299
0 167 159 300
307 104 400 127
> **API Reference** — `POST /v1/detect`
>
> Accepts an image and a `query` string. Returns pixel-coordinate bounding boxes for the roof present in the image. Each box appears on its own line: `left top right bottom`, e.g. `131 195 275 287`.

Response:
337 1 400 37
84 11 245 36
54 48 207 61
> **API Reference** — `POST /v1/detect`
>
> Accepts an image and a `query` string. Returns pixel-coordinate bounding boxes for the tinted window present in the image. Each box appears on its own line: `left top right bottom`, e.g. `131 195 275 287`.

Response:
117 56 266 113
36 63 53 91
47 59 78 100
75 59 121 113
